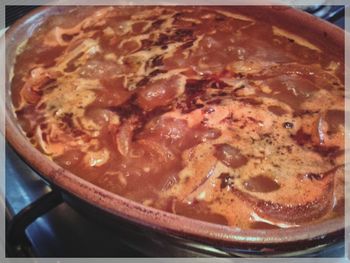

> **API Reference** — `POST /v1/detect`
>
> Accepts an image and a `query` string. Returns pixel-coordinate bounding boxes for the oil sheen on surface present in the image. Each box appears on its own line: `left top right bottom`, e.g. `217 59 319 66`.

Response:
11 6 345 229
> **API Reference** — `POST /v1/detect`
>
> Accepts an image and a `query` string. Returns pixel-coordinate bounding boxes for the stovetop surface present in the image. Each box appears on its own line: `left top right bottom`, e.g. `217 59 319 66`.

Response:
4 5 346 258
6 145 145 257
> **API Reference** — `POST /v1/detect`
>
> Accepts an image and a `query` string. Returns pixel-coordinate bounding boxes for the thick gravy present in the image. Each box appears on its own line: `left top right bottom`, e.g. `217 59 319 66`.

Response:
11 6 345 229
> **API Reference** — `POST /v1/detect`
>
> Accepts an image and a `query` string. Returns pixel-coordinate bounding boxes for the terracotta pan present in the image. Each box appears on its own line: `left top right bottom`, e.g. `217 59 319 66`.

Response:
4 5 345 256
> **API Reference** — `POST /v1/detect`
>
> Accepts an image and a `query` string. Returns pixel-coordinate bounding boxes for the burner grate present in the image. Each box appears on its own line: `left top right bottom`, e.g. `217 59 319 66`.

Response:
302 5 345 27
5 6 38 27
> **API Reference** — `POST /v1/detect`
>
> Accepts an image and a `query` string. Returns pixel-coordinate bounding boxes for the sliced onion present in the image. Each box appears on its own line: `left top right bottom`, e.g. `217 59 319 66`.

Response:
84 148 110 167
115 121 134 157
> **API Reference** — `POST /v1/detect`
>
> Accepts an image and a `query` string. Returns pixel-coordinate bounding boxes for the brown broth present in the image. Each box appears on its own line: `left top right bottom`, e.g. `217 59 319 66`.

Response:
11 6 345 229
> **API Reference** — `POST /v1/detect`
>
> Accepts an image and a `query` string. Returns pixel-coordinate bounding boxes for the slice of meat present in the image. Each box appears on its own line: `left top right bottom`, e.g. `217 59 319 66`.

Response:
243 175 280 193
214 143 248 169
20 67 59 104
231 167 336 224
137 75 184 111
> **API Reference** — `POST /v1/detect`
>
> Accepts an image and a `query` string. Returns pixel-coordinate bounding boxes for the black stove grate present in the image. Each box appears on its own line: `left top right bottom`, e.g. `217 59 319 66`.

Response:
5 6 38 27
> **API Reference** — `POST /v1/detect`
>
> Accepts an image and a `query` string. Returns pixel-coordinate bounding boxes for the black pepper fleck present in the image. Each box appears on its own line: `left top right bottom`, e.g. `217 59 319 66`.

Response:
283 122 294 129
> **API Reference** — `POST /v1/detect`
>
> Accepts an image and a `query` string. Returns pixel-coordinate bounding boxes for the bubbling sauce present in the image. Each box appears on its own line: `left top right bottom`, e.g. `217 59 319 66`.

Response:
11 6 345 229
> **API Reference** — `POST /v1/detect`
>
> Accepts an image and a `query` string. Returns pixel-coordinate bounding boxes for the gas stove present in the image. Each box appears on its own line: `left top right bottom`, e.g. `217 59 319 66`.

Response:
4 5 347 258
